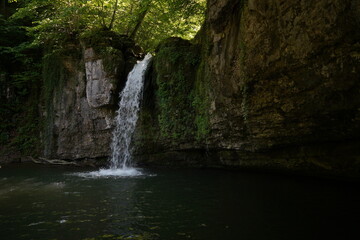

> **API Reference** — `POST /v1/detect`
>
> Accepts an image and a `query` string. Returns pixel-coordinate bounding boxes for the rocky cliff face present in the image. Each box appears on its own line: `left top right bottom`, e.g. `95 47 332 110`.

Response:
134 0 360 177
41 0 360 176
43 35 139 161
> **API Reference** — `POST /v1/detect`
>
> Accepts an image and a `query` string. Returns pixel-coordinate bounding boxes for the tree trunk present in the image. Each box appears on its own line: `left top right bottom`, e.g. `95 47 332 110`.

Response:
0 0 7 17
108 0 119 30
130 0 152 39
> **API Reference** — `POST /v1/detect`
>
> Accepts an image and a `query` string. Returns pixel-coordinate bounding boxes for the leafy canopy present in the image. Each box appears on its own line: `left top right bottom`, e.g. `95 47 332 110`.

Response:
11 0 206 51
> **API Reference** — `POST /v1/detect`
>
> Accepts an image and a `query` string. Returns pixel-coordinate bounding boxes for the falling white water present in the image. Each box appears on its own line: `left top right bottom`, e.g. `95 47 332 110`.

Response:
69 54 152 179
109 53 152 170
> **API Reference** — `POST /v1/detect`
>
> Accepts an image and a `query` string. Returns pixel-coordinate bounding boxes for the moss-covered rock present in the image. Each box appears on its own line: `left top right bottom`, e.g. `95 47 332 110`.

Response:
134 0 360 178
155 38 200 140
133 38 203 155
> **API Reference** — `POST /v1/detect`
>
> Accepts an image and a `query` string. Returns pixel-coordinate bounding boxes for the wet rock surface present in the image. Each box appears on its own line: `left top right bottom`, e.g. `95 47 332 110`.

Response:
134 0 360 177
43 35 140 160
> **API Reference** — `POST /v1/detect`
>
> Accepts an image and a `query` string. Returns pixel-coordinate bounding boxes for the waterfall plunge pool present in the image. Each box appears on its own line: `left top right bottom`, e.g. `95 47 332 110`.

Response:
71 167 147 179
0 164 359 240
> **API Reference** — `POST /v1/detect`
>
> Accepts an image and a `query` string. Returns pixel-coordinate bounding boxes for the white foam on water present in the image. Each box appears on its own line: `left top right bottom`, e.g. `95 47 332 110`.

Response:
70 168 145 179
28 222 45 226
110 54 153 169
69 54 154 179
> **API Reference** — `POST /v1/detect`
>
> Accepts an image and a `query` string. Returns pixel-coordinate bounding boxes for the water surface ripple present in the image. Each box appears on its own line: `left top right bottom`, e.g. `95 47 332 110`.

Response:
0 164 359 240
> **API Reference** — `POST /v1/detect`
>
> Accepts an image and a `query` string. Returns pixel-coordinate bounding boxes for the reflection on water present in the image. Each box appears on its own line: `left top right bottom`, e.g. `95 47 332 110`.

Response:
0 164 359 240
0 177 65 199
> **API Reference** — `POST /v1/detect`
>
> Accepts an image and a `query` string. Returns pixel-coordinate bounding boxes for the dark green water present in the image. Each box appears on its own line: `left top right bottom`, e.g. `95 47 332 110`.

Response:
0 164 359 240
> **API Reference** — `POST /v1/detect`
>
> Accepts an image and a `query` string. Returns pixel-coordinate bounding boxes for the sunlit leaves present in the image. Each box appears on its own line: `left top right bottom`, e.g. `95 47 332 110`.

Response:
133 0 206 50
11 0 206 51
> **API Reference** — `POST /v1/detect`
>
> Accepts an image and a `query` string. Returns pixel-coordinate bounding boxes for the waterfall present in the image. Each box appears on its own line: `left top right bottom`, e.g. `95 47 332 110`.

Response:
70 54 152 178
110 53 152 170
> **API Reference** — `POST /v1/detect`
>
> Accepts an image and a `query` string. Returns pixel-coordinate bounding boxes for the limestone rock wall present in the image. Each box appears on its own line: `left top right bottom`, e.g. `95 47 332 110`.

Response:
205 0 360 151
85 48 117 109
43 37 139 160
134 0 360 177
43 50 116 160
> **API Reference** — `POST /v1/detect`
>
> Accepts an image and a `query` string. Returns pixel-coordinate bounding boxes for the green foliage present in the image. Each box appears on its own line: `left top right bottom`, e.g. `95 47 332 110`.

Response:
0 10 42 156
12 106 40 155
1 0 207 156
191 30 211 141
80 29 134 77
0 92 14 145
12 0 95 48
155 38 201 140
131 0 206 51
11 0 206 51
80 28 131 49
101 47 124 77
154 37 212 142
192 65 210 140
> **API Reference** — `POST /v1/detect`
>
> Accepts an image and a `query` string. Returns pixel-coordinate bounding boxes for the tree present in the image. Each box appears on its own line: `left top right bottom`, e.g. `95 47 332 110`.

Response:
129 0 152 39
11 0 206 51
0 0 9 17
0 1 42 155
108 0 118 30
0 0 206 156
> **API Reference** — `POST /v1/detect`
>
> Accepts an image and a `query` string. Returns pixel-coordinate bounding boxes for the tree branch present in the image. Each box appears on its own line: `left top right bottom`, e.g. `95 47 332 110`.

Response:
130 0 152 39
108 0 118 30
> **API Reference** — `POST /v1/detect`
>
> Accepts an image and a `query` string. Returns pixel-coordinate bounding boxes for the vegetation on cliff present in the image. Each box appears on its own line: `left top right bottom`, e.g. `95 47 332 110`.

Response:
0 1 42 158
155 38 200 140
0 0 206 160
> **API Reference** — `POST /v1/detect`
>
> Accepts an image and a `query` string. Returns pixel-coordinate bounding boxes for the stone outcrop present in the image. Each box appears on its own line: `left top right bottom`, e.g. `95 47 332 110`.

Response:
42 34 140 160
84 48 117 109
40 0 360 177
133 0 360 177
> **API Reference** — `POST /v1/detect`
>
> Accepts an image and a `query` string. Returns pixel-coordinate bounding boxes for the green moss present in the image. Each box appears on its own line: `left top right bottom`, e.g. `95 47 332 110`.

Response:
153 37 213 143
42 51 69 156
80 28 135 53
155 38 201 140
8 70 42 156
192 60 210 140
12 111 40 156
43 52 65 108
100 47 125 78
5 73 42 156
81 29 134 82
191 27 212 141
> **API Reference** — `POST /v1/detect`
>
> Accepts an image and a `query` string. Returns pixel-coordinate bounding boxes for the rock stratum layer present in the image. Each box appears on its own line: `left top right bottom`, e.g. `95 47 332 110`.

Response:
133 0 360 177
41 0 360 177
43 35 139 160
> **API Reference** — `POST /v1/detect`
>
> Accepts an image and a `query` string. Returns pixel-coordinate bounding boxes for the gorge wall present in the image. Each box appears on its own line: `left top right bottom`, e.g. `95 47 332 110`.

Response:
133 0 360 177
40 0 360 177
42 34 139 161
